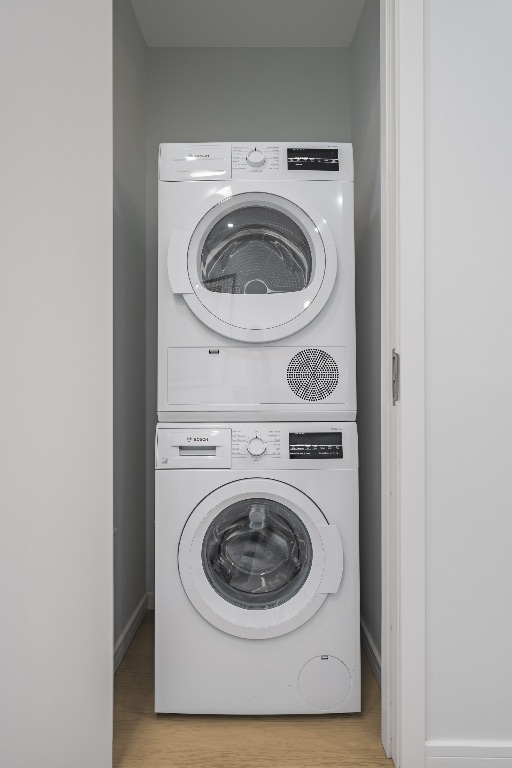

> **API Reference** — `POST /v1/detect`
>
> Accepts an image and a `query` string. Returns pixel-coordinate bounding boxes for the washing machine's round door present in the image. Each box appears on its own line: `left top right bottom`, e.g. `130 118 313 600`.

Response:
178 478 343 639
167 192 338 343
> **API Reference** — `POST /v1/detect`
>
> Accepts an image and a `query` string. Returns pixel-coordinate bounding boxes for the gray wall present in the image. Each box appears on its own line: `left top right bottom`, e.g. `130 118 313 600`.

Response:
0 1 113 765
113 0 148 650
425 0 512 756
145 47 352 594
350 1 382 652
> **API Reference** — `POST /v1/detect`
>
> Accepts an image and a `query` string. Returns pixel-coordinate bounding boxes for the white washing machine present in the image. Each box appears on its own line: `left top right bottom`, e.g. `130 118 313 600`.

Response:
155 421 360 715
158 142 356 422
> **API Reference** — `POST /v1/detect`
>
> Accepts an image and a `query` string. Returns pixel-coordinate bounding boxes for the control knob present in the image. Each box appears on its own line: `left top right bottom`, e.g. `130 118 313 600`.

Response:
247 436 266 456
246 148 266 168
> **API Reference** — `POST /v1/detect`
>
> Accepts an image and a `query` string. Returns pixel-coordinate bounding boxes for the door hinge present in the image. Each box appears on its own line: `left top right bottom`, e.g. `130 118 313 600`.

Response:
392 349 400 405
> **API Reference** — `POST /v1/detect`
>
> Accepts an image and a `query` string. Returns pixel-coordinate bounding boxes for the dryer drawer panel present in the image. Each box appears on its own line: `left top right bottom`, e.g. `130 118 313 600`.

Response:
167 346 346 406
167 347 260 405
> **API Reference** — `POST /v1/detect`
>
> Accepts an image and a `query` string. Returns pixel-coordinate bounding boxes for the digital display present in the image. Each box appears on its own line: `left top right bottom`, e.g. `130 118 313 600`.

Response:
289 432 343 459
287 148 339 171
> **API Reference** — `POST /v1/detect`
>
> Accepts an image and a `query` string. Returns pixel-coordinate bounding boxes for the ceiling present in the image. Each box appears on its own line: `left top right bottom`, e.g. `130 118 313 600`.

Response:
130 0 366 48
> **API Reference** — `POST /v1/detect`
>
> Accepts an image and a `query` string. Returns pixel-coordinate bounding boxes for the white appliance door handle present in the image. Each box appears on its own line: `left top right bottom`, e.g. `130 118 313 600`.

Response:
317 524 344 594
168 229 193 294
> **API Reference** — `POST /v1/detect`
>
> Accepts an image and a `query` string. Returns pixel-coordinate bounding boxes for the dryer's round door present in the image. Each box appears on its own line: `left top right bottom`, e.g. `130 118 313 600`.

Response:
178 478 343 639
168 192 338 343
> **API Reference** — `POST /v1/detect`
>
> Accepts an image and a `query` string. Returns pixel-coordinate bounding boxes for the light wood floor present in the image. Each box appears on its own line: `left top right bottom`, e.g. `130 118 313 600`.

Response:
114 612 393 768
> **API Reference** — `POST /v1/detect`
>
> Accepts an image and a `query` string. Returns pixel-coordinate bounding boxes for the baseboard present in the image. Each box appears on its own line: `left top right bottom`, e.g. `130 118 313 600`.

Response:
360 617 381 688
114 593 148 672
426 740 512 766
147 591 155 610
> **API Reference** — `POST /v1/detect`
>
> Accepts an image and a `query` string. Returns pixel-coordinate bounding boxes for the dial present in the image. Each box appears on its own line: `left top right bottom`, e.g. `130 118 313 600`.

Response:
247 436 266 456
246 148 266 168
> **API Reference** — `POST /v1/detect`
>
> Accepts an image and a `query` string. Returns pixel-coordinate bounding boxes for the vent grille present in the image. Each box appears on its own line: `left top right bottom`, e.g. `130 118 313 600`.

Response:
287 349 339 402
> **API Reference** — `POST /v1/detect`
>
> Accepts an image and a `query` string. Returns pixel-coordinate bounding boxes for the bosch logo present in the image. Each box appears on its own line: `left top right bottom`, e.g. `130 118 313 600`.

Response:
187 154 210 159
186 436 209 442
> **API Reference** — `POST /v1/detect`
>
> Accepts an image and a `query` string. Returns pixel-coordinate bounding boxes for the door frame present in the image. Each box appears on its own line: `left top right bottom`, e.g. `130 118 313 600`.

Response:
381 1 426 766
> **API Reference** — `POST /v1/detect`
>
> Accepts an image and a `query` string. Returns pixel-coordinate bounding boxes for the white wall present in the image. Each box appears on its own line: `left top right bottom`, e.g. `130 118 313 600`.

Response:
350 0 382 655
425 1 512 762
145 47 352 594
0 1 113 767
113 0 148 651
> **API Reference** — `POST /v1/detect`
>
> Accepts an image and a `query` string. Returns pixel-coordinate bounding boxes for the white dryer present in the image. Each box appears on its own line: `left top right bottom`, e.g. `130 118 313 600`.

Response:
158 142 356 422
155 421 360 715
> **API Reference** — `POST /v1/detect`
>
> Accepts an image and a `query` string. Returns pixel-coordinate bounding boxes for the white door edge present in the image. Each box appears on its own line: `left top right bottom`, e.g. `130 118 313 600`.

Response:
381 1 427 767
380 0 397 758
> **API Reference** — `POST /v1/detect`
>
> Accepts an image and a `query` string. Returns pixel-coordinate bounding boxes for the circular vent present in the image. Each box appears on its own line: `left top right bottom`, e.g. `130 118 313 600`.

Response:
287 349 339 401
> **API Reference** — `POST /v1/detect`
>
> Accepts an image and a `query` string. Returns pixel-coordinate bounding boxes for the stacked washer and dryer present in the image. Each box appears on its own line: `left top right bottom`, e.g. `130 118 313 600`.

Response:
155 143 360 715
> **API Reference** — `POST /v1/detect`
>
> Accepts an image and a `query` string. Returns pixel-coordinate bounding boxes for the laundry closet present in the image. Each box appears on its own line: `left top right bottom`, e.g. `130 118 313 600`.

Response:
113 0 383 728
5 0 512 765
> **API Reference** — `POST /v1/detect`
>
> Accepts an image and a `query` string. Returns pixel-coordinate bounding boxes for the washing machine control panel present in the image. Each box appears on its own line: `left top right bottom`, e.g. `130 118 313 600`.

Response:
232 428 281 461
230 424 351 468
156 424 356 470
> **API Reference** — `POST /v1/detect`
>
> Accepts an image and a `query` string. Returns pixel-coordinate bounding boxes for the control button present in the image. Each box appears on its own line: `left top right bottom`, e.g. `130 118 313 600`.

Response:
246 148 266 168
247 437 266 456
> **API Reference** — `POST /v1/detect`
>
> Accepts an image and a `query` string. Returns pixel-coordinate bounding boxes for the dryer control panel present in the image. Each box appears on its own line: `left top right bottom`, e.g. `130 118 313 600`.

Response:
159 142 354 182
156 423 358 471
232 144 281 173
231 143 350 180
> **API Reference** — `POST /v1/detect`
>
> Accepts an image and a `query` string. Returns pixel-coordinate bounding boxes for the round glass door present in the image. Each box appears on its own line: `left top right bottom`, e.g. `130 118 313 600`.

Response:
179 192 337 343
178 478 342 639
202 497 312 610
200 205 313 295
